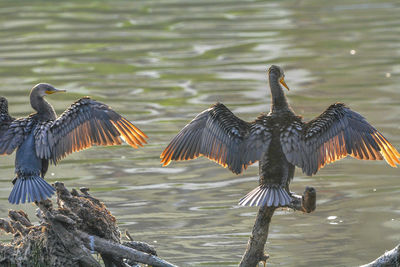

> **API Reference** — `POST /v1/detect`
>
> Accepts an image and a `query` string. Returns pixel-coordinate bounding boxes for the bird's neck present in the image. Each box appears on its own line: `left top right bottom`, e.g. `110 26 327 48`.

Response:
269 76 290 113
30 94 56 120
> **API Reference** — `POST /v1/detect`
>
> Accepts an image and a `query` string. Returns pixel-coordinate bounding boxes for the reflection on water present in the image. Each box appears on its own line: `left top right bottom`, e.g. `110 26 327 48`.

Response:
0 0 399 266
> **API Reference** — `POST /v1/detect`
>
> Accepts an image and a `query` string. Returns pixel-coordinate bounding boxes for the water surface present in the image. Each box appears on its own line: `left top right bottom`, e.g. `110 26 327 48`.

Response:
0 0 399 266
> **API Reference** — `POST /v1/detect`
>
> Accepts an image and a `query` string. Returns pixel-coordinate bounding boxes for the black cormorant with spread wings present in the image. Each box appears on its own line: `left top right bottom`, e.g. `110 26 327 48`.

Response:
160 65 400 207
0 83 148 204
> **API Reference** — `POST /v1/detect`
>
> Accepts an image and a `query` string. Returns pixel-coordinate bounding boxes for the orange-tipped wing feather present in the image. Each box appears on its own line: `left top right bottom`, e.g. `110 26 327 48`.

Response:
281 103 400 176
160 103 272 174
34 97 147 164
372 132 400 166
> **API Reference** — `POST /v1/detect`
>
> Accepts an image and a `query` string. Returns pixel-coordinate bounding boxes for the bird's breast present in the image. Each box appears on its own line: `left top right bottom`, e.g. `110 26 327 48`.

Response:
15 127 42 176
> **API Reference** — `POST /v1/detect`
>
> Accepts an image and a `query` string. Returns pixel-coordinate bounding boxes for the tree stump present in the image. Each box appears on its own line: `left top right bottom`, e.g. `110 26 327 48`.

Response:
0 182 177 267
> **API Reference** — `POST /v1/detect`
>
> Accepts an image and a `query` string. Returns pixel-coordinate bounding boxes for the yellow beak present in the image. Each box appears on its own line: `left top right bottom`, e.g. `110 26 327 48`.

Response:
46 89 67 94
280 77 290 91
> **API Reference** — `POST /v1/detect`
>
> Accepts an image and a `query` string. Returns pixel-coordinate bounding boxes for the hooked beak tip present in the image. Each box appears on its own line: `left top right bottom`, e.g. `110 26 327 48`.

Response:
280 77 290 91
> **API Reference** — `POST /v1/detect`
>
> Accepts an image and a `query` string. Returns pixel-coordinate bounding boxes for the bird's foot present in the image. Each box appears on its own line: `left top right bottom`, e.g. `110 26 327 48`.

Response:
260 254 269 267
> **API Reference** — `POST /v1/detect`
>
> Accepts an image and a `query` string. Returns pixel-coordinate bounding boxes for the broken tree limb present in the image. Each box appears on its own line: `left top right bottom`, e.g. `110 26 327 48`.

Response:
79 231 176 267
360 244 400 267
239 186 317 267
239 206 275 267
289 186 317 213
0 182 177 267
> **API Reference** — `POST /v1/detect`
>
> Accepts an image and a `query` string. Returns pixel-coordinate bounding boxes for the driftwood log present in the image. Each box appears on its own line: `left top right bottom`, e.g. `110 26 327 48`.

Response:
239 186 317 267
0 182 177 267
360 244 400 267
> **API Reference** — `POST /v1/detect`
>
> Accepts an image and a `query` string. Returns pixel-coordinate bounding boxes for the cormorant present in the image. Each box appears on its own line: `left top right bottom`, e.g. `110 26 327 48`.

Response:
0 83 148 204
160 65 400 207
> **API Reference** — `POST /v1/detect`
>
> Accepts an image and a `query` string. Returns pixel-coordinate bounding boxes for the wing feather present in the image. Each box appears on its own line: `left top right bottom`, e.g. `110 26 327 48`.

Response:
281 103 400 175
0 97 38 156
35 97 147 164
160 103 272 174
0 116 35 155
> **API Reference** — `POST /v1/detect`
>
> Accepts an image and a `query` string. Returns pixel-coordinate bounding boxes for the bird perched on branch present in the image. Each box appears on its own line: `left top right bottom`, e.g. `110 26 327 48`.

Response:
160 65 400 207
0 83 148 204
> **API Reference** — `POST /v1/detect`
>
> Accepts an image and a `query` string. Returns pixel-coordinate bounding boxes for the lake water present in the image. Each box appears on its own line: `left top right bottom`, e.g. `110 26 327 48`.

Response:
0 0 399 266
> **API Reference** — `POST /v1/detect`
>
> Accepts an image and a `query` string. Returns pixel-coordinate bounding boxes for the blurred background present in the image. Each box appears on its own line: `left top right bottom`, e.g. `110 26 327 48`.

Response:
0 0 399 266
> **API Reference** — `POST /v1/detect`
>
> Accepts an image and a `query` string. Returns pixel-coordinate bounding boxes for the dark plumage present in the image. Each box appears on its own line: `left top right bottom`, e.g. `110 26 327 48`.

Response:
1 83 148 204
0 97 14 140
161 65 400 207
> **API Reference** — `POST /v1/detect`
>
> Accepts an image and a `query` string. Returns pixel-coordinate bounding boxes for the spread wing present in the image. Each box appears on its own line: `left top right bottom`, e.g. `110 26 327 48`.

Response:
0 117 34 155
35 97 148 164
0 97 34 155
160 103 272 174
281 103 400 176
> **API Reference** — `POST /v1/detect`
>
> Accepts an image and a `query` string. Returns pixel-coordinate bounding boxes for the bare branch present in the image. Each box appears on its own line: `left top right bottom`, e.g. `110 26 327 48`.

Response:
360 244 400 267
79 231 177 267
240 186 317 267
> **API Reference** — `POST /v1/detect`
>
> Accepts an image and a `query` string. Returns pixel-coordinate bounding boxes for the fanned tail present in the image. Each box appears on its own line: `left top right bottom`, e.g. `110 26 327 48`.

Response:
8 176 55 204
239 186 292 207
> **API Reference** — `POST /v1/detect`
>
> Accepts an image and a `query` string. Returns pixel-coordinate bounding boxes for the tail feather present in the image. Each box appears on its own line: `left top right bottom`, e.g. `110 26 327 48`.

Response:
34 177 55 200
274 190 281 207
31 179 40 201
253 188 264 206
27 178 34 203
15 178 23 204
273 189 279 206
26 179 31 203
249 187 263 206
8 176 55 204
239 186 292 207
28 178 35 203
36 176 55 196
20 179 26 204
9 179 21 204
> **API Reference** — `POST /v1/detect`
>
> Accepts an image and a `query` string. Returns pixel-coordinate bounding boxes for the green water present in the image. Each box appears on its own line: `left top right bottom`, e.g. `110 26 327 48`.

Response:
0 0 399 266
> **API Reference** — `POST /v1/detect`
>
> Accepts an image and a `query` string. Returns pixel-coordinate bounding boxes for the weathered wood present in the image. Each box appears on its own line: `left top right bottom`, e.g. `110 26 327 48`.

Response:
239 206 275 267
79 231 177 267
239 187 317 267
289 186 317 213
0 182 177 267
44 209 102 267
360 244 400 267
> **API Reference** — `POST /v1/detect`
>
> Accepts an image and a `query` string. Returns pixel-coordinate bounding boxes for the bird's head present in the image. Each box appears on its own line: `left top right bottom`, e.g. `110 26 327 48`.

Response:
268 65 290 91
31 83 66 97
